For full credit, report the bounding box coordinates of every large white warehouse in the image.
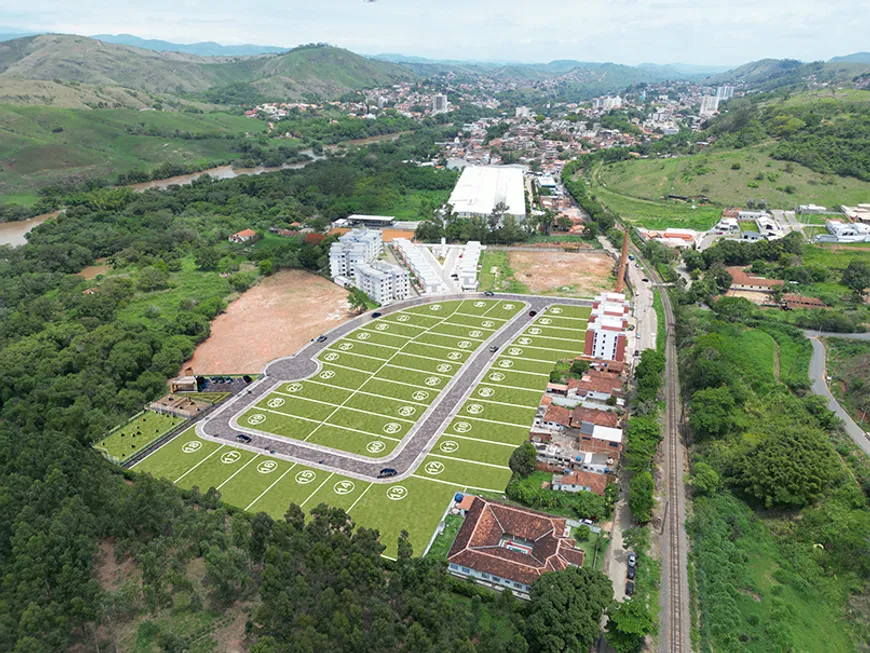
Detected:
[448,166,526,222]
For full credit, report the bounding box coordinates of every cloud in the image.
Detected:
[1,0,866,64]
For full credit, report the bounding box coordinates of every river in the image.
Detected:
[0,131,412,247]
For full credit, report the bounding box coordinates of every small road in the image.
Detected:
[195,292,593,484]
[805,330,870,456]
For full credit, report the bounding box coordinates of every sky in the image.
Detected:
[0,0,866,66]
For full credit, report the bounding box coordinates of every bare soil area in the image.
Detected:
[508,250,615,297]
[725,289,775,305]
[328,227,416,242]
[79,258,110,279]
[183,270,351,374]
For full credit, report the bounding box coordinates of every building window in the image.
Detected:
[482,573,490,580]
[461,567,470,573]
[609,442,618,447]
[449,563,457,570]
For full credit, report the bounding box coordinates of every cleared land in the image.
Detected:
[134,300,590,558]
[95,411,184,462]
[508,251,615,297]
[183,270,352,375]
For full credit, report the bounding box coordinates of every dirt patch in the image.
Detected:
[183,270,352,374]
[79,257,110,280]
[328,227,416,242]
[725,289,774,305]
[508,251,616,296]
[95,538,139,591]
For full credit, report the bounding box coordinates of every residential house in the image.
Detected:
[726,267,783,293]
[551,470,610,496]
[228,228,257,244]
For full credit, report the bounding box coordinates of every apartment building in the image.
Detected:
[353,261,410,304]
[584,292,629,362]
[329,229,383,280]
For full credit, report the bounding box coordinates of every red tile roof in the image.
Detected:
[567,375,623,396]
[234,228,257,239]
[726,266,783,289]
[571,407,620,428]
[557,470,610,496]
[543,404,572,427]
[448,498,584,586]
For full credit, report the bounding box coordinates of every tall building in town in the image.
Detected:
[353,262,410,304]
[584,292,630,362]
[699,96,720,117]
[433,94,449,114]
[715,86,734,101]
[329,229,383,280]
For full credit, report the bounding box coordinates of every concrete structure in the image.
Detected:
[714,217,740,233]
[816,219,870,243]
[451,241,482,290]
[393,238,447,294]
[515,106,533,119]
[346,214,395,227]
[329,228,383,280]
[699,96,719,117]
[448,166,527,222]
[716,85,734,101]
[447,497,584,600]
[433,94,449,114]
[584,292,629,362]
[149,394,209,419]
[798,204,827,214]
[353,261,410,304]
[841,204,870,223]
[534,444,613,474]
[636,227,699,249]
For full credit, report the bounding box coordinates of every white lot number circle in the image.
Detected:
[295,470,317,484]
[339,342,354,351]
[425,461,445,475]
[257,460,278,474]
[528,328,542,335]
[550,307,563,314]
[398,406,416,417]
[453,422,472,434]
[482,320,495,328]
[248,413,266,425]
[503,303,515,310]
[412,390,430,401]
[458,341,473,349]
[474,301,486,307]
[221,451,241,464]
[357,332,371,340]
[387,485,408,501]
[425,376,442,386]
[182,441,202,454]
[324,352,340,362]
[508,347,523,356]
[320,370,335,380]
[436,363,453,373]
[376,323,389,331]
[397,315,410,322]
[286,382,304,392]
[489,372,506,382]
[447,351,463,361]
[440,440,460,453]
[466,403,484,415]
[539,318,552,325]
[334,480,355,495]
[478,387,495,398]
[518,337,532,345]
[267,397,286,408]
[498,359,514,369]
[430,304,443,311]
[367,441,386,454]
[469,330,483,338]
[384,422,402,434]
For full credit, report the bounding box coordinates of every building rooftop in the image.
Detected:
[448,166,527,220]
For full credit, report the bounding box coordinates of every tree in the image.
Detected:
[194,246,221,271]
[606,598,657,652]
[570,360,589,377]
[526,566,612,653]
[842,259,870,297]
[347,287,371,314]
[731,425,840,508]
[629,472,655,523]
[509,441,537,478]
[689,462,720,495]
[689,386,735,440]
[258,259,274,276]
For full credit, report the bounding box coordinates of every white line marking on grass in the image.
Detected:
[411,474,503,494]
[357,326,415,339]
[523,333,586,342]
[257,407,404,439]
[479,382,546,393]
[407,340,473,352]
[324,349,391,362]
[493,367,550,378]
[512,343,582,353]
[245,463,297,511]
[301,472,335,507]
[396,351,462,365]
[217,453,260,489]
[366,377,444,392]
[503,354,560,364]
[379,318,428,330]
[346,482,373,513]
[448,433,520,447]
[465,415,532,428]
[270,391,342,408]
[539,315,588,321]
[323,362,387,374]
[456,312,506,321]
[443,321,496,331]
[306,380,429,407]
[175,444,225,483]
[428,453,511,470]
[381,553,398,561]
[474,398,538,410]
[428,331,485,342]
[385,363,452,378]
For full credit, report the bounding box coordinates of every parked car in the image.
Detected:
[627,566,636,580]
[580,518,594,526]
[528,310,538,317]
[484,291,495,297]
[642,278,650,283]
[236,434,252,444]
[625,581,635,596]
[372,312,382,318]
[489,345,499,353]
[378,468,398,479]
[316,335,328,343]
[628,552,637,568]
[628,254,635,261]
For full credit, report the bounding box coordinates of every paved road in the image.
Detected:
[806,330,870,456]
[196,292,593,483]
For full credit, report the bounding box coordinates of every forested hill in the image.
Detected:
[0,35,414,103]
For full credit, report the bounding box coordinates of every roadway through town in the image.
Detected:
[195,292,594,483]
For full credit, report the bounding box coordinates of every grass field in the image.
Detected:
[133,301,591,558]
[94,411,184,462]
[596,142,870,211]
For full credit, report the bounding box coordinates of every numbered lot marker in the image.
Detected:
[182,441,202,454]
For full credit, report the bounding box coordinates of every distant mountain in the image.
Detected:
[90,33,287,57]
[830,52,870,64]
[637,62,733,78]
[0,35,414,105]
[705,57,870,90]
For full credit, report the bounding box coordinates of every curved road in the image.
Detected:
[805,330,870,456]
[196,292,593,483]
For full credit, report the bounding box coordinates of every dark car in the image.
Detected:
[528,310,537,317]
[627,552,637,568]
[371,312,382,318]
[642,278,650,283]
[625,581,635,596]
[484,291,495,297]
[316,335,328,343]
[378,468,398,479]
[626,566,636,580]
[489,345,499,353]
[236,434,252,444]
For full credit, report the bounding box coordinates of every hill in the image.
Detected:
[705,58,870,91]
[0,35,414,105]
[89,33,287,56]
[830,52,870,64]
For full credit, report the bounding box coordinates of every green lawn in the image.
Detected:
[426,513,463,561]
[94,411,185,462]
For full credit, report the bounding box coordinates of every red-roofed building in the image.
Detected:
[228,228,257,244]
[551,470,610,496]
[447,497,584,599]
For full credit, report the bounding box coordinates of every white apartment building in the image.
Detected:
[433,94,449,114]
[583,292,630,362]
[354,262,411,304]
[716,86,734,101]
[699,96,720,117]
[452,241,482,290]
[329,229,383,280]
[393,238,447,294]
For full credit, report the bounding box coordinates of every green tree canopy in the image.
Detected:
[509,441,538,478]
[629,472,655,523]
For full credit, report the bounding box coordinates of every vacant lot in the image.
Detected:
[95,410,184,463]
[183,270,352,374]
[508,251,615,297]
